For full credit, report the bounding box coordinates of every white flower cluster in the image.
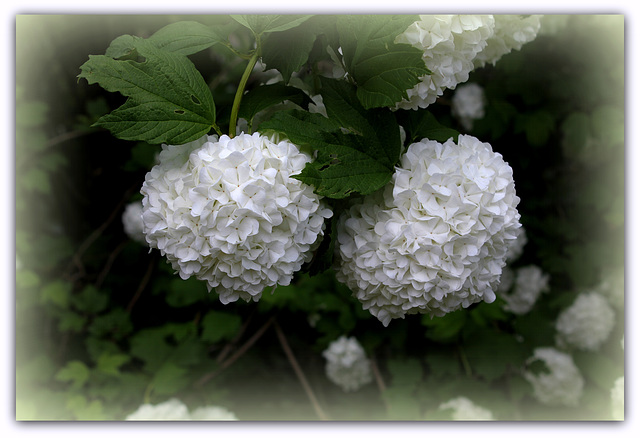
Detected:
[500,265,549,315]
[438,396,494,421]
[451,83,486,130]
[122,201,146,244]
[336,135,521,326]
[473,15,542,68]
[523,347,584,407]
[555,291,615,351]
[125,398,237,421]
[395,15,494,110]
[395,15,541,110]
[610,376,624,420]
[141,133,332,304]
[322,336,372,392]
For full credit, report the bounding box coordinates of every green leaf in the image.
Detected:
[295,131,394,198]
[40,280,71,309]
[231,15,313,35]
[88,308,133,340]
[421,309,467,343]
[397,109,460,144]
[78,37,215,145]
[151,362,189,395]
[238,83,313,125]
[96,353,131,376]
[201,310,242,343]
[461,329,528,382]
[261,19,323,83]
[55,361,90,390]
[337,15,428,109]
[166,277,208,308]
[71,285,109,314]
[147,20,229,56]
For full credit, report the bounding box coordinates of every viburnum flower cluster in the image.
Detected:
[451,83,486,131]
[395,15,541,109]
[141,133,332,304]
[523,347,584,407]
[610,376,624,420]
[322,336,373,392]
[336,134,521,326]
[500,265,549,315]
[437,396,494,421]
[555,291,615,351]
[121,201,146,244]
[125,398,237,421]
[505,226,527,263]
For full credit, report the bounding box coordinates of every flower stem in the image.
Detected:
[228,36,261,138]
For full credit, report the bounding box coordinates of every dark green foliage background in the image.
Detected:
[15,15,624,421]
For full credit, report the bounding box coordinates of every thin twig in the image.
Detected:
[215,310,256,364]
[125,255,156,314]
[370,354,391,412]
[195,314,275,388]
[95,239,129,289]
[273,321,329,421]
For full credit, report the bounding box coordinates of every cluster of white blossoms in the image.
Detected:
[395,15,541,110]
[472,15,542,68]
[121,201,146,244]
[125,398,237,421]
[141,133,332,304]
[336,134,521,326]
[451,83,486,131]
[322,336,372,392]
[437,396,494,421]
[610,376,624,420]
[500,265,549,315]
[555,291,615,351]
[523,347,584,407]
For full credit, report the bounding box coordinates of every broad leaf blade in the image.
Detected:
[397,109,460,144]
[238,83,313,124]
[338,15,429,109]
[147,20,230,56]
[78,37,215,145]
[231,14,313,35]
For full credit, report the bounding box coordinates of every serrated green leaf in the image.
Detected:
[88,308,133,340]
[422,309,467,343]
[238,83,313,125]
[261,19,323,83]
[231,15,313,35]
[201,310,242,343]
[71,285,109,314]
[337,15,428,109]
[40,280,71,309]
[295,131,394,198]
[55,361,89,390]
[79,37,215,145]
[151,362,190,395]
[57,310,86,333]
[96,353,131,376]
[147,20,230,56]
[397,109,460,144]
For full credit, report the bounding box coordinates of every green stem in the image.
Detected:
[228,36,261,138]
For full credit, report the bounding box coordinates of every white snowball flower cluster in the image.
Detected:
[322,336,372,392]
[141,133,332,304]
[523,347,584,407]
[555,291,615,351]
[473,15,542,68]
[394,15,541,110]
[126,398,237,421]
[395,15,495,110]
[451,83,486,130]
[336,134,521,326]
[122,201,146,244]
[501,265,549,315]
[610,376,624,420]
[438,396,494,421]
